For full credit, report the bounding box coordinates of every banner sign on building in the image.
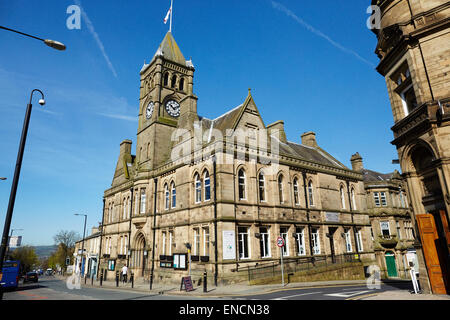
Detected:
[8,236,22,247]
[222,230,236,260]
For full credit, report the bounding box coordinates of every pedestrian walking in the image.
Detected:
[121,264,128,283]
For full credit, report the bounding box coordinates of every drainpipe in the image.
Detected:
[302,172,314,263]
[213,155,219,286]
[97,198,105,280]
[150,178,158,290]
[127,187,134,267]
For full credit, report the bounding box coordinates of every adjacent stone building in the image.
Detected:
[370,0,450,294]
[96,31,376,285]
[351,153,417,279]
[74,226,101,279]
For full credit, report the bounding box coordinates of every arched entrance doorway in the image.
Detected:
[133,233,147,277]
[385,251,398,278]
[406,144,450,294]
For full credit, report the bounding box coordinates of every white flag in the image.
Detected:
[164,6,172,24]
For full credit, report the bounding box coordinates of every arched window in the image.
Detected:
[195,173,201,203]
[204,171,211,201]
[308,181,315,207]
[123,198,127,220]
[171,182,176,208]
[163,73,169,86]
[340,186,346,209]
[293,178,300,205]
[127,197,131,219]
[258,172,265,202]
[171,75,177,88]
[164,183,169,210]
[110,202,114,222]
[351,187,357,210]
[179,78,185,91]
[238,169,246,200]
[278,175,284,203]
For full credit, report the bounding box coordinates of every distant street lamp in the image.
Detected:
[0,26,66,50]
[0,89,46,300]
[74,214,87,277]
[0,178,6,181]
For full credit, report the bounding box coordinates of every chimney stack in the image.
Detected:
[120,139,132,155]
[301,131,318,148]
[267,120,287,143]
[350,152,363,172]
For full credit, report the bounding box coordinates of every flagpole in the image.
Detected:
[169,0,173,33]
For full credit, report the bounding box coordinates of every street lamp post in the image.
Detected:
[0,89,46,300]
[0,26,65,300]
[74,214,87,278]
[0,26,66,50]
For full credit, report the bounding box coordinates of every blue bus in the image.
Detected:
[1,260,21,289]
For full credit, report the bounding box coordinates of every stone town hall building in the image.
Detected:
[96,31,376,285]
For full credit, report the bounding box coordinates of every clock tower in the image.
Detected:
[137,31,198,171]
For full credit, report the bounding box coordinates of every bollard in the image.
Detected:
[116,271,119,287]
[131,272,134,288]
[203,272,207,293]
[91,274,94,286]
[100,271,103,287]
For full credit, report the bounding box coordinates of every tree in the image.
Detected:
[51,230,80,271]
[10,246,39,274]
[53,230,80,248]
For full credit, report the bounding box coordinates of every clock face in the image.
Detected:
[146,102,154,119]
[165,100,180,117]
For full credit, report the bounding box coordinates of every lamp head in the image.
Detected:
[38,99,45,106]
[44,39,66,51]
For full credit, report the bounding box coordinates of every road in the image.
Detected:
[2,276,204,300]
[229,281,413,300]
[3,276,413,300]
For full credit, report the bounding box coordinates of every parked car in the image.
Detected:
[24,271,38,283]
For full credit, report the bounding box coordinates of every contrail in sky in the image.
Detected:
[74,0,118,77]
[271,1,375,67]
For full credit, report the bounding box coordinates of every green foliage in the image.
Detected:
[10,246,39,274]
[48,230,79,271]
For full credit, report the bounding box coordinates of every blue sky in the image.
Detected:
[0,0,398,246]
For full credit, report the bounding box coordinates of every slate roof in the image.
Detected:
[362,169,398,182]
[152,31,186,66]
[198,103,347,170]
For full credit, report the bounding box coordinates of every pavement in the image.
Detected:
[62,275,450,300]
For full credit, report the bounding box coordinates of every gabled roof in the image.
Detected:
[152,31,186,66]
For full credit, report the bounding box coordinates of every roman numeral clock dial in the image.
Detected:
[165,100,180,117]
[146,101,154,119]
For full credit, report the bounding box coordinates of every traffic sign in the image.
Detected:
[276,236,285,248]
